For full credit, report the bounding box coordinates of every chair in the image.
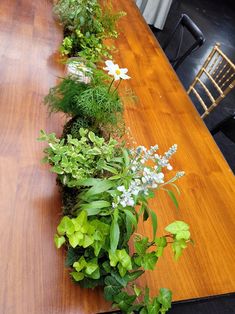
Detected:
[162,14,205,70]
[210,113,235,143]
[187,43,235,119]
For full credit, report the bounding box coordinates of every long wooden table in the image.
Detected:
[0,0,234,313]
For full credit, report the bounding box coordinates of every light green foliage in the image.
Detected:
[38,128,121,187]
[44,70,124,135]
[53,0,126,61]
[165,221,190,260]
[56,210,110,255]
[71,256,100,281]
[109,249,132,277]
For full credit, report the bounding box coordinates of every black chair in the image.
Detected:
[163,14,205,70]
[210,113,235,143]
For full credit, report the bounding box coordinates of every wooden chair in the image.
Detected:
[187,43,235,119]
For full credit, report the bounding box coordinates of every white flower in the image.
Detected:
[103,60,130,81]
[117,186,125,192]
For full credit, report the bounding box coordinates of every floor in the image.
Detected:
[151,0,235,173]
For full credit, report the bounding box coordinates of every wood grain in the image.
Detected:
[0,0,234,313]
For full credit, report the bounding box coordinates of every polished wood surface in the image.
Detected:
[0,0,234,313]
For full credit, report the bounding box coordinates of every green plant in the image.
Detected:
[53,0,126,61]
[39,129,192,313]
[44,67,129,137]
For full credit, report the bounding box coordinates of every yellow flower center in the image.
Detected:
[115,69,121,75]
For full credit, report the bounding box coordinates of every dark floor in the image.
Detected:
[151,0,235,173]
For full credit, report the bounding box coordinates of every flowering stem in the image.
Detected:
[112,79,122,95]
[108,78,115,93]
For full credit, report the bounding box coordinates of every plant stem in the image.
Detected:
[108,78,115,93]
[112,79,122,95]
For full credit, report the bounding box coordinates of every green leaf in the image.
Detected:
[150,209,158,240]
[68,231,83,248]
[125,210,137,229]
[85,263,98,275]
[172,239,187,260]
[57,216,74,236]
[84,180,114,198]
[54,234,65,249]
[113,291,136,312]
[51,165,64,174]
[73,256,86,272]
[122,149,130,167]
[117,250,132,270]
[147,298,161,314]
[134,285,142,297]
[101,165,118,174]
[165,221,190,240]
[134,237,148,255]
[155,237,167,257]
[167,190,179,208]
[89,267,100,279]
[141,252,158,270]
[157,288,172,310]
[80,200,111,216]
[104,276,122,301]
[124,270,144,283]
[71,271,84,282]
[110,220,120,252]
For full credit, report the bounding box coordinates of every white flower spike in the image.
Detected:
[103,60,131,81]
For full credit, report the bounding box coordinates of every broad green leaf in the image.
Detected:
[84,180,114,198]
[167,190,179,208]
[80,200,111,216]
[104,276,122,301]
[147,298,161,314]
[172,239,187,260]
[113,291,136,312]
[85,263,98,275]
[83,235,94,248]
[125,210,137,229]
[134,237,148,255]
[54,234,65,249]
[165,221,189,234]
[124,270,144,283]
[73,256,87,272]
[57,216,74,236]
[118,263,127,277]
[157,288,172,310]
[141,252,158,270]
[89,267,100,279]
[71,271,84,282]
[68,231,83,248]
[72,210,87,231]
[117,250,132,270]
[110,220,120,252]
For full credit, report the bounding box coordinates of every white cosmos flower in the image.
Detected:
[103,60,130,81]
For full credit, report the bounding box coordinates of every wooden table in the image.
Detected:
[0,0,234,313]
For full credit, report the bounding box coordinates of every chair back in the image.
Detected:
[163,14,205,70]
[211,113,235,143]
[187,44,235,119]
